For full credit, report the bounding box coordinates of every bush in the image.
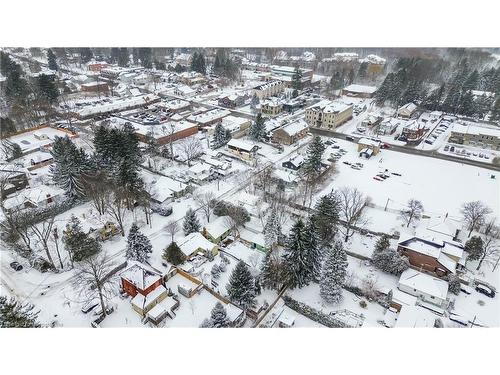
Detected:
[446,274,461,295]
[359,300,367,308]
[163,242,186,266]
[151,204,172,217]
[372,249,409,275]
[282,296,348,328]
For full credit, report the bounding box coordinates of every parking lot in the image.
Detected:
[124,104,175,125]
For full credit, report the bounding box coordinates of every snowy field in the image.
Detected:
[316,139,499,218]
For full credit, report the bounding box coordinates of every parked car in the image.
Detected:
[345,136,354,142]
[450,146,455,152]
[449,313,468,326]
[9,261,23,271]
[380,143,390,149]
[81,300,99,314]
[475,284,495,298]
[391,172,402,176]
[373,176,383,181]
[460,285,473,295]
[444,145,450,151]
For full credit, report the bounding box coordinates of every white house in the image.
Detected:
[187,163,214,183]
[398,269,449,309]
[397,102,418,119]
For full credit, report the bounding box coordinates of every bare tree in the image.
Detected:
[477,218,500,271]
[337,187,370,242]
[461,201,492,238]
[400,199,424,227]
[72,252,117,317]
[105,190,127,236]
[82,170,111,216]
[165,220,179,244]
[194,191,216,223]
[178,137,203,166]
[27,215,57,270]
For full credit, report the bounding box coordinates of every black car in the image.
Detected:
[10,261,23,271]
[476,285,495,298]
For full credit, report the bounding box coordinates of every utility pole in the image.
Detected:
[384,198,390,211]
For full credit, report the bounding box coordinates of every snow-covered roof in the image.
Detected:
[437,253,457,274]
[309,100,352,114]
[426,215,461,239]
[77,94,159,117]
[451,123,500,138]
[227,138,257,153]
[178,232,215,257]
[224,303,244,322]
[2,185,64,210]
[162,98,190,111]
[359,54,386,65]
[278,313,296,326]
[188,108,231,125]
[144,174,187,203]
[133,120,197,138]
[120,261,162,291]
[278,119,309,137]
[394,305,436,328]
[399,269,449,300]
[273,169,299,183]
[146,297,178,320]
[204,216,232,239]
[343,84,377,94]
[358,138,381,147]
[391,289,417,307]
[398,102,417,113]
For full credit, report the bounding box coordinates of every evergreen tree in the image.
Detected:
[263,209,282,250]
[282,219,313,289]
[490,98,500,123]
[79,48,93,64]
[372,235,409,275]
[190,51,206,75]
[0,296,41,328]
[320,241,348,304]
[311,192,339,243]
[458,90,476,117]
[260,249,284,291]
[464,236,484,261]
[250,94,260,112]
[212,122,231,149]
[292,64,303,91]
[302,136,325,176]
[249,113,266,141]
[126,223,152,263]
[200,302,231,328]
[47,48,58,71]
[37,74,59,103]
[118,48,129,67]
[357,62,368,80]
[305,218,322,282]
[138,48,153,69]
[63,215,101,263]
[110,48,120,64]
[183,208,200,236]
[226,261,256,310]
[50,136,89,198]
[163,242,186,265]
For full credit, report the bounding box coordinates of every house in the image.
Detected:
[144,174,188,204]
[394,305,439,328]
[188,108,231,127]
[253,80,286,99]
[377,118,400,135]
[203,216,232,243]
[305,100,353,130]
[342,84,377,98]
[179,71,206,86]
[178,232,219,259]
[282,98,305,113]
[270,65,313,86]
[397,102,418,119]
[173,85,196,97]
[0,169,28,198]
[239,227,267,252]
[187,162,214,183]
[219,116,251,138]
[146,295,180,325]
[261,98,283,116]
[397,236,463,276]
[272,119,309,145]
[272,169,299,186]
[357,138,381,158]
[120,261,163,298]
[388,289,418,312]
[425,215,461,242]
[81,81,109,93]
[87,61,109,72]
[282,154,304,170]
[448,123,500,151]
[401,120,426,143]
[278,313,296,328]
[218,93,247,108]
[131,284,168,317]
[133,120,198,146]
[2,184,64,212]
[398,268,449,308]
[226,139,259,160]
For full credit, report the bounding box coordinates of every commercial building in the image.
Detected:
[448,123,500,151]
[272,119,309,145]
[305,100,353,130]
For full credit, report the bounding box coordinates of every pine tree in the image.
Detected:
[302,136,325,176]
[263,209,282,250]
[63,215,101,263]
[305,218,322,282]
[183,208,200,236]
[212,122,230,149]
[0,296,41,328]
[110,48,120,64]
[320,241,348,304]
[226,261,256,309]
[282,219,313,289]
[47,48,58,71]
[458,90,476,117]
[249,113,266,141]
[200,302,231,328]
[50,136,89,198]
[311,192,339,243]
[37,74,59,103]
[292,64,303,91]
[260,249,284,291]
[464,236,484,261]
[163,242,186,265]
[372,235,409,275]
[118,48,129,67]
[79,48,93,64]
[126,223,152,263]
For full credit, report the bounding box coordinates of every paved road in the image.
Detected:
[311,128,500,172]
